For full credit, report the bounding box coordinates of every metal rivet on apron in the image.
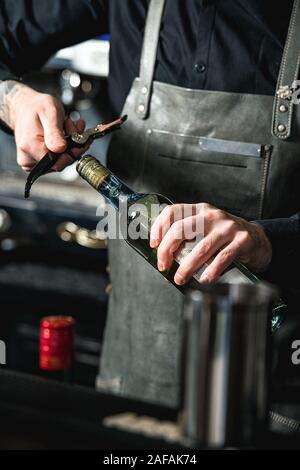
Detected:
[138,104,145,113]
[277,124,286,133]
[141,86,148,95]
[147,129,152,136]
[279,104,288,113]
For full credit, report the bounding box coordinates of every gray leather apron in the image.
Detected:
[97,0,300,408]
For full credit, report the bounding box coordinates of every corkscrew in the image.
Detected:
[24,115,127,199]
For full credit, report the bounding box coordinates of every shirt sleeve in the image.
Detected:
[0,0,109,81]
[255,213,300,313]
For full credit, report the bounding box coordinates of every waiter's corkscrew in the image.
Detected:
[24,115,127,199]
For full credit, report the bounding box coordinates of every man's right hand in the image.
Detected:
[0,80,88,172]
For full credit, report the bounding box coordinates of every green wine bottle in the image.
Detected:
[77,155,285,332]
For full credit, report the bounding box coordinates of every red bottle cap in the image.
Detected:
[39,316,76,371]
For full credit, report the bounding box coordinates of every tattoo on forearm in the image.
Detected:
[0,80,24,129]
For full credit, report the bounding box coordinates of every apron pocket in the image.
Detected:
[142,129,272,220]
[198,136,264,158]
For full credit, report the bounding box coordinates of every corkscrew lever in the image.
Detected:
[24,115,128,199]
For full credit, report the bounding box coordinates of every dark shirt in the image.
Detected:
[0,0,294,114]
[0,0,298,290]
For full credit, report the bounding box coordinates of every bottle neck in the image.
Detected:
[76,155,141,210]
[99,173,139,210]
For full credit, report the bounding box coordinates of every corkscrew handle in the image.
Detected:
[24,115,127,199]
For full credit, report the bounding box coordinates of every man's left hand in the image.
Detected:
[150,203,272,285]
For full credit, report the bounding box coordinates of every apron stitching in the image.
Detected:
[279,0,298,84]
[293,52,300,82]
[276,51,300,141]
[258,146,272,219]
[273,0,299,139]
[144,77,273,99]
[151,128,207,139]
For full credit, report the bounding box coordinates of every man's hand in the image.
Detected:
[150,203,272,285]
[0,80,88,172]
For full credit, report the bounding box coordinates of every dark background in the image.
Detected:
[0,47,111,388]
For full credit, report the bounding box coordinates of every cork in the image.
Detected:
[76,155,111,190]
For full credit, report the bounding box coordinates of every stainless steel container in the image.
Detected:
[181,282,277,448]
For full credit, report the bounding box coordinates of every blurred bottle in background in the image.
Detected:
[39,316,76,382]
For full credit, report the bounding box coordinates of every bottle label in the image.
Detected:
[174,239,251,285]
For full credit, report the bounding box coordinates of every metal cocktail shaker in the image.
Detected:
[181,282,277,448]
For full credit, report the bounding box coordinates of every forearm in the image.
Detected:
[0,76,91,173]
[255,213,300,286]
[0,1,108,137]
[0,80,28,130]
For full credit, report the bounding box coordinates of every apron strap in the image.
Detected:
[137,0,300,132]
[135,0,166,119]
[272,0,300,140]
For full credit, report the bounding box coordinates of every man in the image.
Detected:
[0,0,299,414]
